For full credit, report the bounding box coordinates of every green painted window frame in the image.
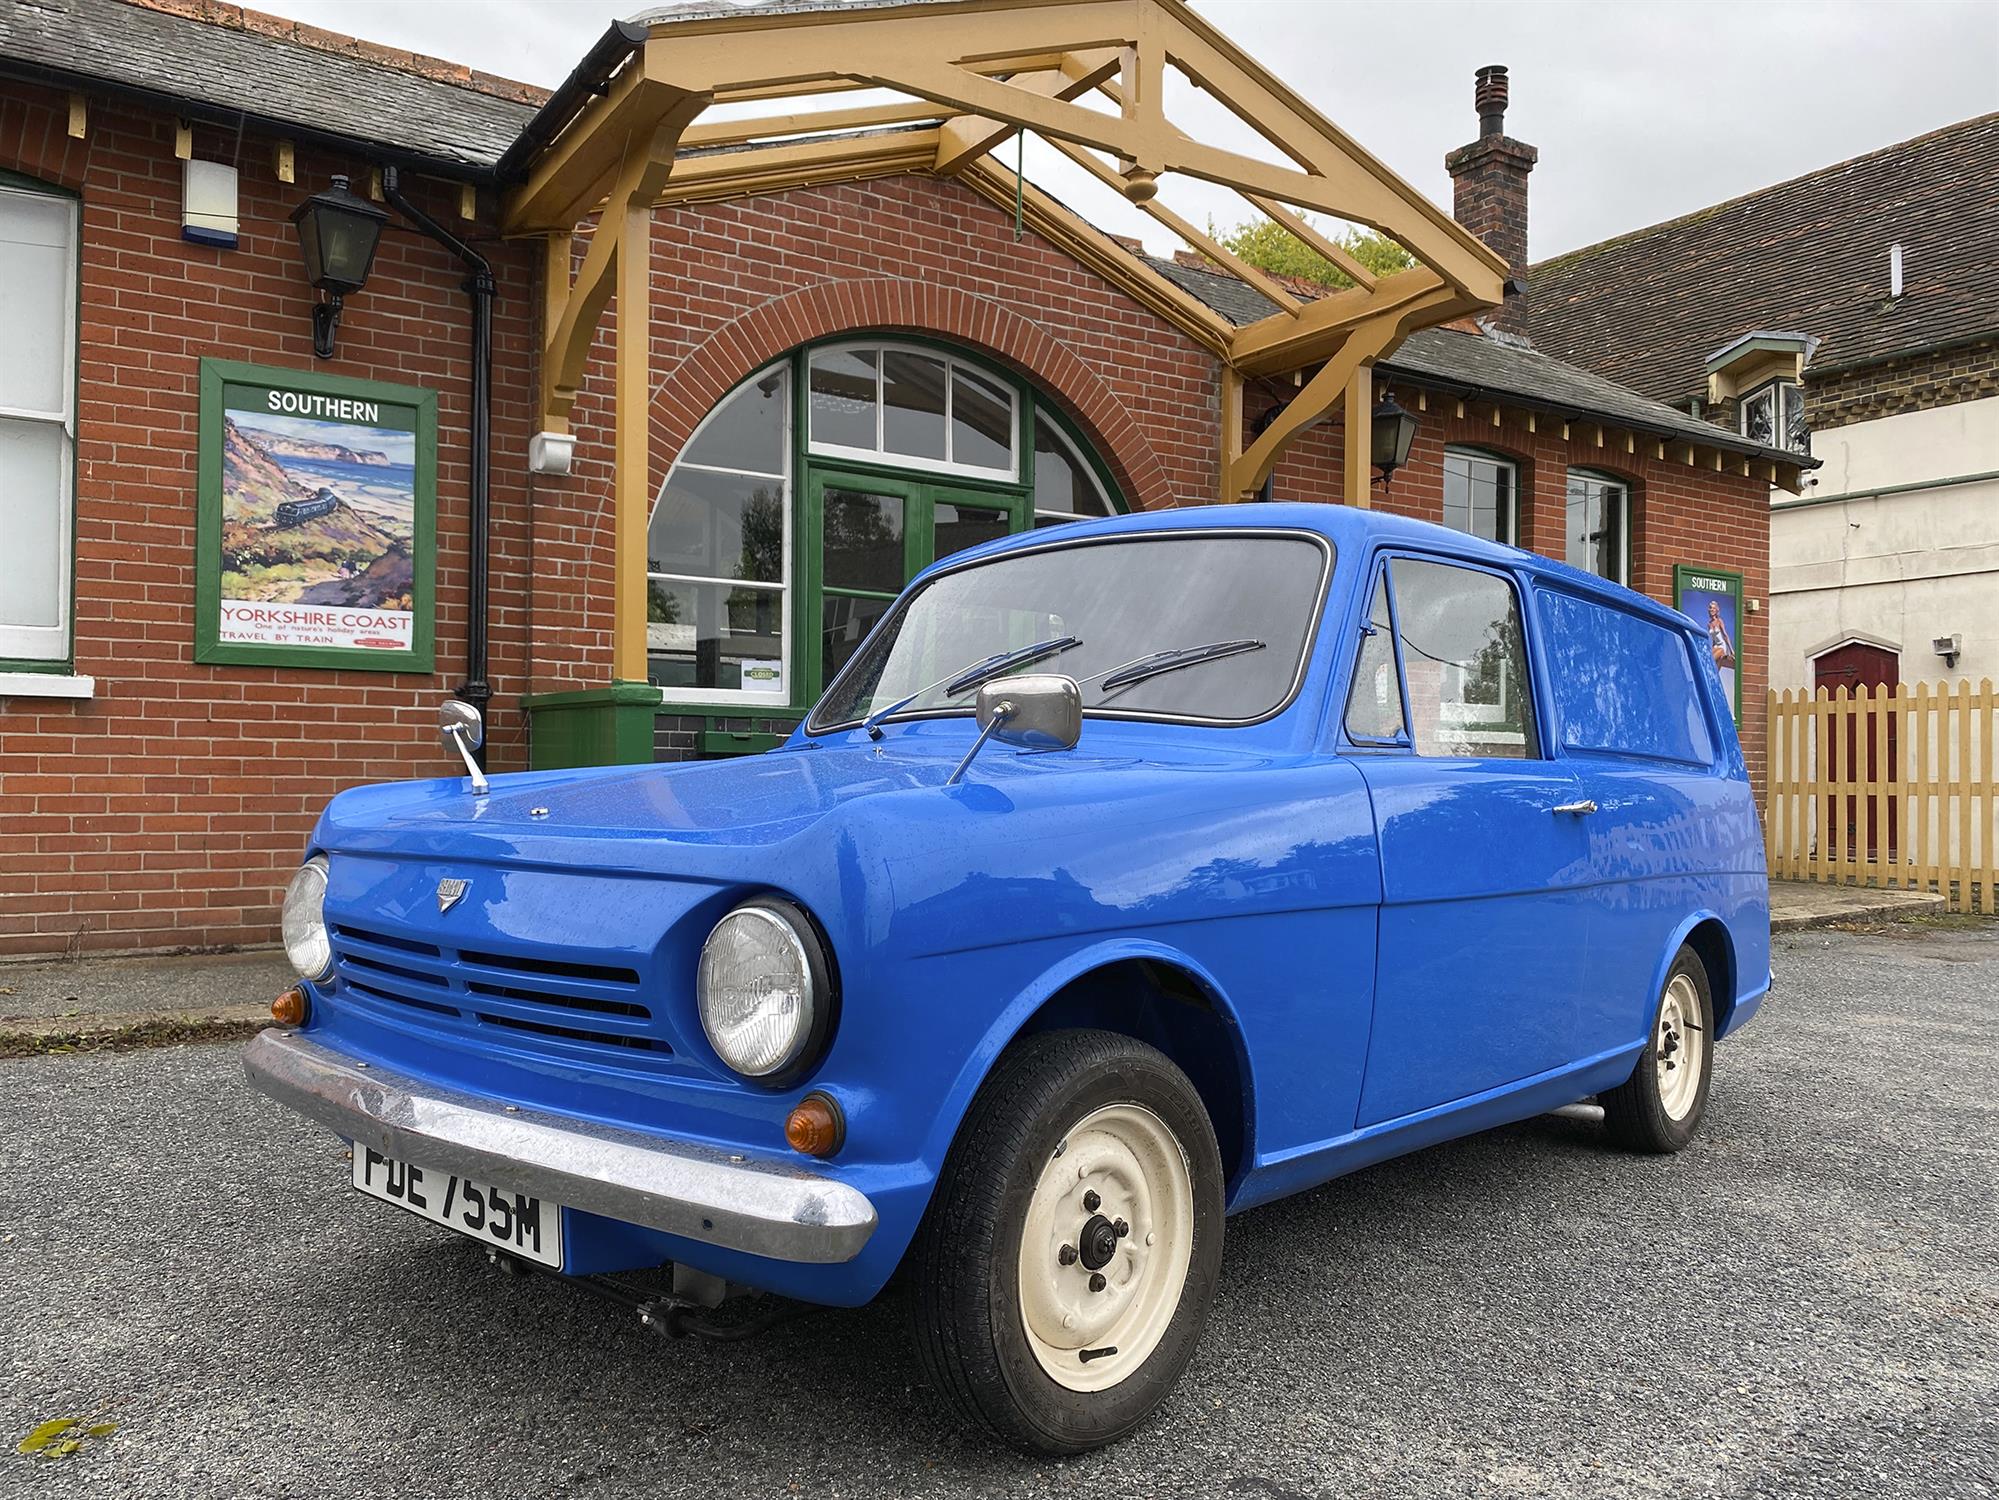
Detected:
[194,359,436,673]
[807,467,1027,692]
[0,169,82,674]
[650,336,1124,732]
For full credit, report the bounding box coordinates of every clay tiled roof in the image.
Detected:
[0,0,544,175]
[1527,114,1999,404]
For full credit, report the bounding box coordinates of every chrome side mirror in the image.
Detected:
[438,699,489,796]
[978,674,1082,750]
[948,674,1081,785]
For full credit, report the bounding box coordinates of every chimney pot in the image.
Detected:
[1446,64,1536,340]
[1475,64,1509,138]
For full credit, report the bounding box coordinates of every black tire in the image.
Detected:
[910,1029,1225,1455]
[1602,944,1715,1153]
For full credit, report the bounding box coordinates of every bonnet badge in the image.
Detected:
[436,877,469,914]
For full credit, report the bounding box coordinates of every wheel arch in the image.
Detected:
[1656,910,1739,1033]
[929,941,1258,1200]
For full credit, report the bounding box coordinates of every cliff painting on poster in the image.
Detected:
[195,362,435,672]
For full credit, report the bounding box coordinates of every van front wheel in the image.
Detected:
[1602,945,1715,1153]
[911,1029,1224,1454]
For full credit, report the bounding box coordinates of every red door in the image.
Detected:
[1814,642,1900,861]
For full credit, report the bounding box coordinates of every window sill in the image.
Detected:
[0,670,97,700]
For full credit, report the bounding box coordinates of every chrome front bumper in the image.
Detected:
[242,1030,877,1265]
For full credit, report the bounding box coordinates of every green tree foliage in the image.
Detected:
[1208,214,1414,290]
[647,580,681,625]
[736,489,784,587]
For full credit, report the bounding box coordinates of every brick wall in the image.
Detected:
[1808,336,1999,430]
[0,83,539,957]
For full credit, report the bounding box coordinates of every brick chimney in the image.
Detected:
[1445,65,1537,339]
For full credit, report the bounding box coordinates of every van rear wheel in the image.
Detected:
[910,1029,1224,1454]
[1602,944,1714,1153]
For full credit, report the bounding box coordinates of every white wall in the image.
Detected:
[1769,395,1999,693]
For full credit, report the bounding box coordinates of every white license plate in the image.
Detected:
[352,1147,563,1269]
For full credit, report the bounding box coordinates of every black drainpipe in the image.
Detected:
[382,166,494,767]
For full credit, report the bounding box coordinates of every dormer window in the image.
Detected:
[1704,329,1817,458]
[1740,379,1809,455]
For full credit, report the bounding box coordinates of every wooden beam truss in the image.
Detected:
[505,0,1504,335]
[620,0,1504,298]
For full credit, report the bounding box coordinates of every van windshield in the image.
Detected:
[809,532,1330,732]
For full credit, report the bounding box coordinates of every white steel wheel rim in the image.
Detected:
[1655,974,1706,1120]
[1016,1102,1195,1394]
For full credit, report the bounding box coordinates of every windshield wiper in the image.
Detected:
[861,635,1082,740]
[944,635,1083,696]
[1096,638,1264,701]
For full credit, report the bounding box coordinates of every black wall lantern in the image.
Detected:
[289,175,388,358]
[1370,390,1419,489]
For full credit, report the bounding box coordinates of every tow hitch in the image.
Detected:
[483,1246,818,1342]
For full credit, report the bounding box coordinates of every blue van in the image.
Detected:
[244,502,1769,1453]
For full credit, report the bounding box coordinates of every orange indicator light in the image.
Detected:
[271,986,308,1027]
[785,1093,844,1157]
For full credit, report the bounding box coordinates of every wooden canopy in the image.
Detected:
[505,0,1508,682]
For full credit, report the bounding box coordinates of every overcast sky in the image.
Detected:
[256,0,1997,260]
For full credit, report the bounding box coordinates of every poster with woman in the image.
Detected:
[195,361,435,671]
[1675,565,1743,723]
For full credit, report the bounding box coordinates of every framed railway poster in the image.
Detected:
[1675,563,1743,725]
[195,360,436,671]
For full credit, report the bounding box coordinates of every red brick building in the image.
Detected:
[0,0,1805,957]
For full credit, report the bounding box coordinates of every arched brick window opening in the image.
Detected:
[650,278,1173,514]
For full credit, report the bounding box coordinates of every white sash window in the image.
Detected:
[0,182,78,663]
[1443,448,1517,545]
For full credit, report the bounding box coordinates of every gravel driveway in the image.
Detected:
[3,922,1995,1499]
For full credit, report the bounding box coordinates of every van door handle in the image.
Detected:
[1550,800,1598,815]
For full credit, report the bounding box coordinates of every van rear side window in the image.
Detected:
[1536,590,1714,765]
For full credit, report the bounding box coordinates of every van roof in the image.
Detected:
[956,503,1701,635]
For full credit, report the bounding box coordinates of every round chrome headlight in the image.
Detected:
[697,898,833,1083]
[281,855,332,981]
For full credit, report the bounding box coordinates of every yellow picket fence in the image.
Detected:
[1765,678,1998,913]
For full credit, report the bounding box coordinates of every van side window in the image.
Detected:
[1535,590,1715,765]
[1345,574,1406,742]
[1387,558,1540,760]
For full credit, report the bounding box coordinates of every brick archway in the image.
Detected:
[649,277,1176,509]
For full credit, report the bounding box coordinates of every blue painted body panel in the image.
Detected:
[288,503,1769,1307]
[1351,755,1593,1124]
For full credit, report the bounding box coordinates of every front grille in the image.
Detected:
[330,923,668,1061]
